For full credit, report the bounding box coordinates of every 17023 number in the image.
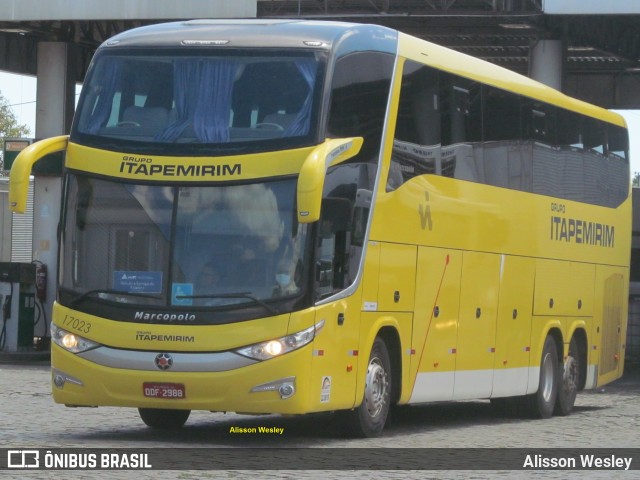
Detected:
[62,314,91,334]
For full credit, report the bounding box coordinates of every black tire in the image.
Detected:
[555,337,579,416]
[342,337,391,437]
[524,335,559,419]
[138,408,191,429]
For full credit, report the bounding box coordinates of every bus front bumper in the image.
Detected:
[51,343,313,414]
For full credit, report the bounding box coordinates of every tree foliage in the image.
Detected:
[0,90,31,174]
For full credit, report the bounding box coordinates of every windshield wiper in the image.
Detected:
[69,289,162,307]
[176,291,278,315]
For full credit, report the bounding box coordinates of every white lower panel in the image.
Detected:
[491,367,531,398]
[409,367,540,404]
[453,369,493,400]
[409,371,454,403]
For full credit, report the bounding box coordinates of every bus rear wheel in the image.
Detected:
[555,337,579,416]
[342,337,391,437]
[524,335,559,419]
[138,408,191,429]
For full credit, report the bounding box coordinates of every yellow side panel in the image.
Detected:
[409,247,461,401]
[453,251,501,399]
[592,265,628,387]
[534,259,595,316]
[308,297,361,411]
[378,243,417,312]
[492,256,535,397]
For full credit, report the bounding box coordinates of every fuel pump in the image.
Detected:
[0,262,37,352]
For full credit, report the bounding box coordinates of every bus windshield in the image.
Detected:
[59,174,309,323]
[72,49,324,155]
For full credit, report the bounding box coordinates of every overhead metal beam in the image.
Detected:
[0,0,256,21]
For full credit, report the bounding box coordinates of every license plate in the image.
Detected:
[143,382,186,399]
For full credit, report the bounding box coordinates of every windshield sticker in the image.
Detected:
[172,283,194,306]
[113,271,162,294]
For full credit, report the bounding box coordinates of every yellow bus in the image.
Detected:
[10,20,630,436]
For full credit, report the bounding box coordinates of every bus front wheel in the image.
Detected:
[342,337,391,437]
[138,408,191,429]
[524,335,559,419]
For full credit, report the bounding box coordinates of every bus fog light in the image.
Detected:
[250,377,296,399]
[54,374,65,388]
[278,382,295,399]
[52,369,84,389]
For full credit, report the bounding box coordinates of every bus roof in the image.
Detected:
[101,19,624,129]
[100,19,396,51]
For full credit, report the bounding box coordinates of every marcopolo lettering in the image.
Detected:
[119,160,241,178]
[550,216,614,248]
[134,311,196,322]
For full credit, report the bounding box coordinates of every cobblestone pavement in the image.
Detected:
[0,361,638,479]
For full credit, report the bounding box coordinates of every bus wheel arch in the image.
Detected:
[377,326,402,406]
[573,328,588,392]
[342,329,400,437]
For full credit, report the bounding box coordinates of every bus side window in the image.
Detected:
[326,51,394,164]
[482,86,526,190]
[441,74,482,182]
[388,61,441,192]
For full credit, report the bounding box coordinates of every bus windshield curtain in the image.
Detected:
[157,59,239,143]
[84,59,123,134]
[283,59,317,137]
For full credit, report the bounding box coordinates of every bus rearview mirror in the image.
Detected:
[9,135,69,213]
[296,137,363,224]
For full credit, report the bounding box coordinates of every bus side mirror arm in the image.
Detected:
[296,137,363,224]
[9,135,69,213]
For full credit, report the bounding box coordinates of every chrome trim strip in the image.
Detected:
[78,347,257,372]
[250,376,296,393]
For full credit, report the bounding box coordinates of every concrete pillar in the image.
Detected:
[33,42,76,338]
[529,39,565,92]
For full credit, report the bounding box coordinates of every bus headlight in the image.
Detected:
[235,319,324,361]
[51,323,100,354]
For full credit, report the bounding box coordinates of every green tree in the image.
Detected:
[633,171,640,188]
[0,91,31,175]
